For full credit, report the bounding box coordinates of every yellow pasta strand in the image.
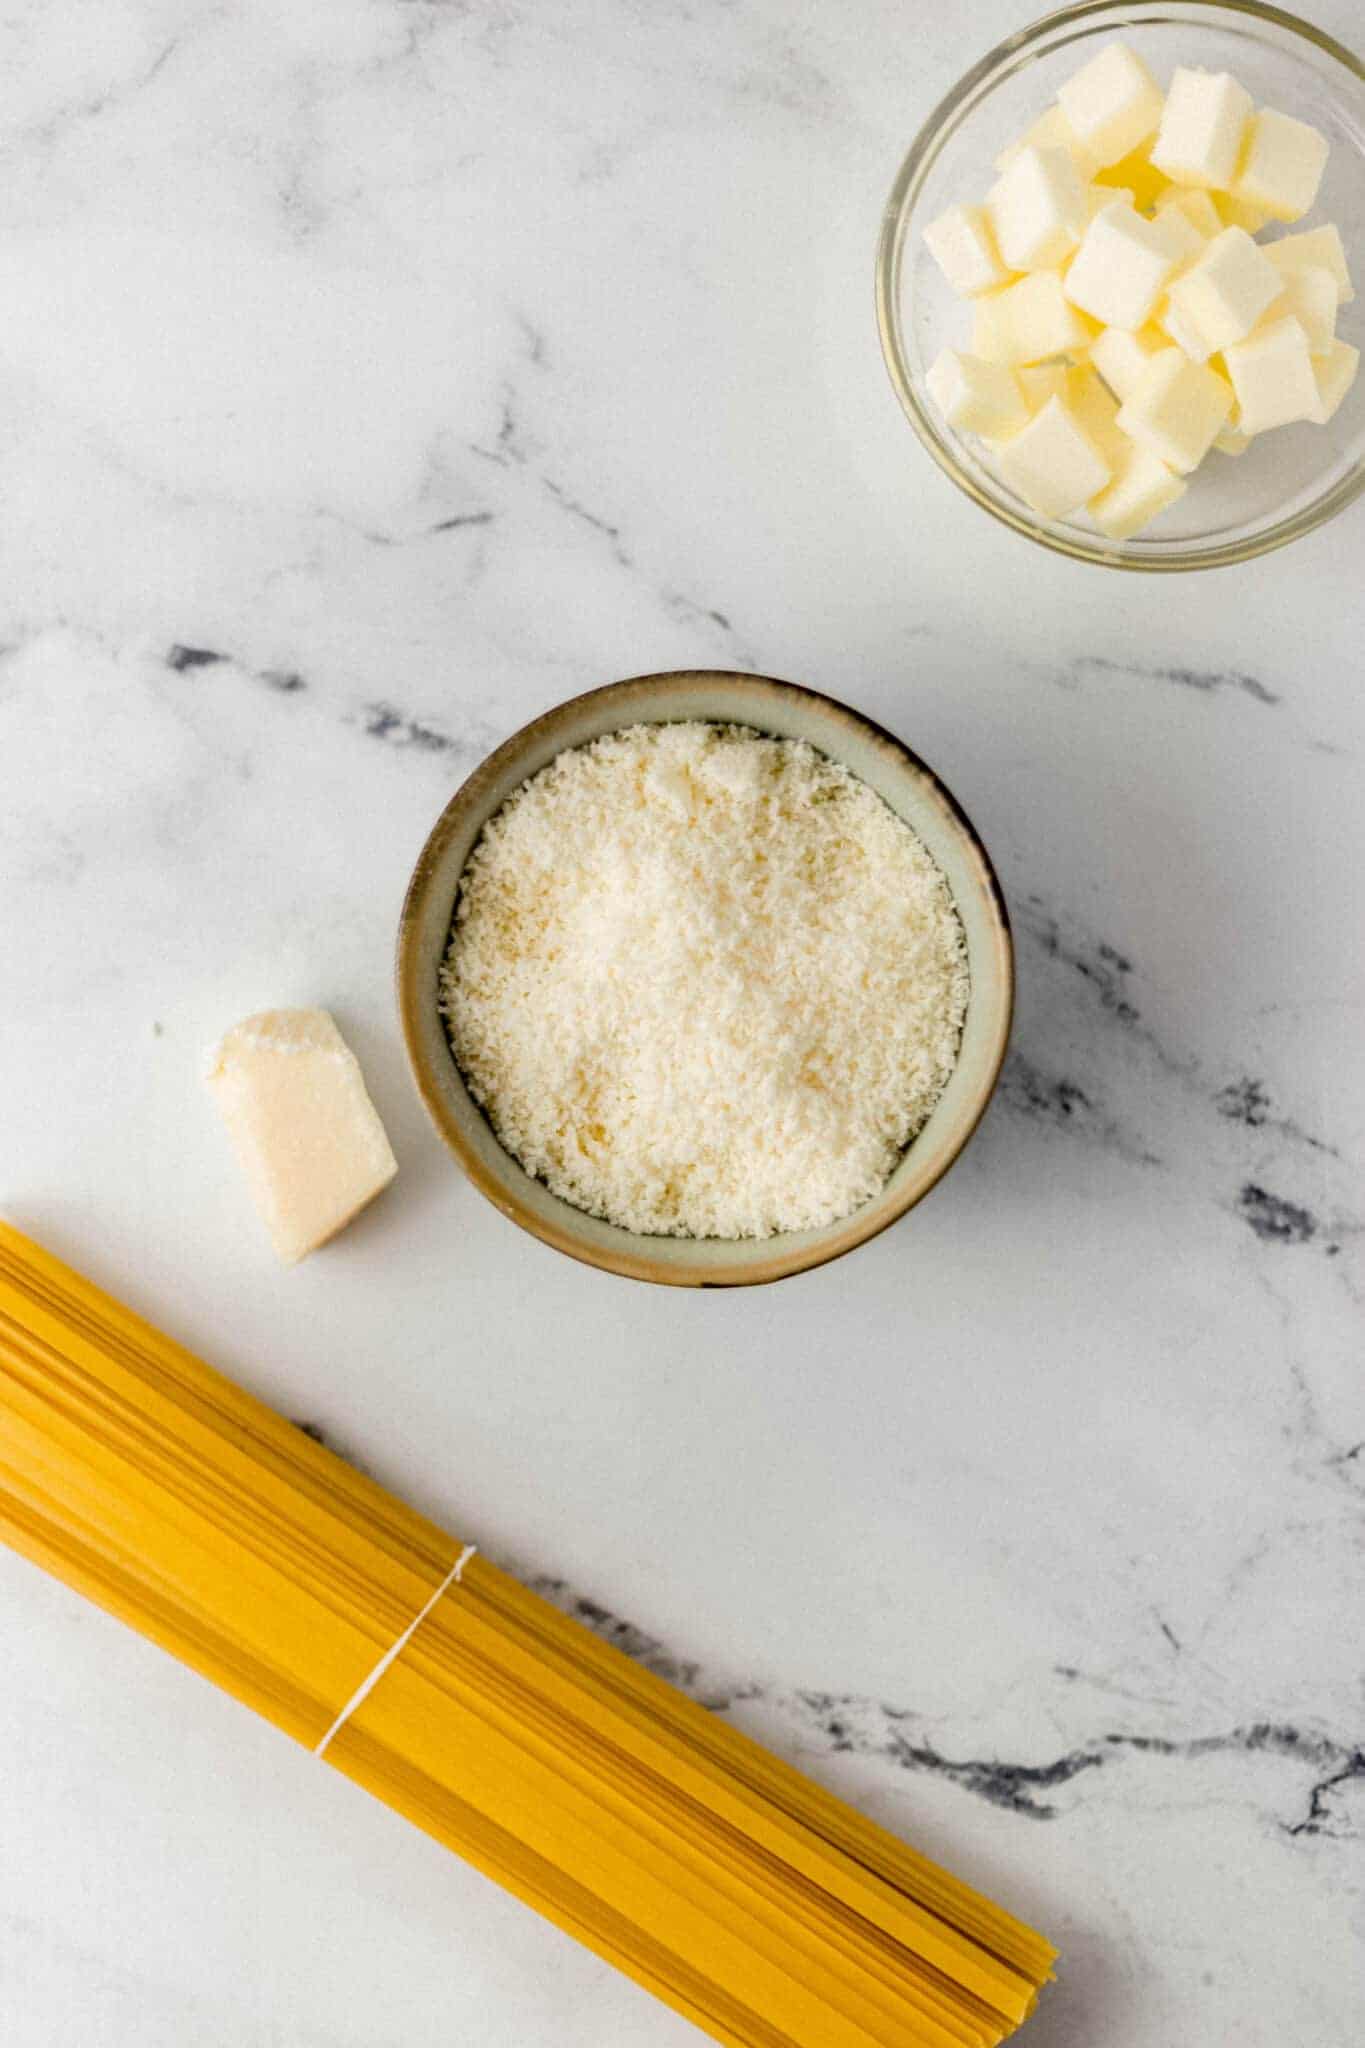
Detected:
[0,1222,1055,2046]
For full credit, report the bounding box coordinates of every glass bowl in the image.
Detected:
[876,0,1365,570]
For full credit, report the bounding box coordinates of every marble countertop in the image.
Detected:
[1,2,1362,2043]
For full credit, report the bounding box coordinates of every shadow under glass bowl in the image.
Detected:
[876,0,1365,571]
[397,672,1014,1287]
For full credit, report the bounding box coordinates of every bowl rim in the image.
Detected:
[875,0,1365,572]
[395,670,1015,1287]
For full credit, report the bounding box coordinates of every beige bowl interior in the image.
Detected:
[397,671,1013,1286]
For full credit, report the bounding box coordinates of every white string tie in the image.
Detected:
[313,1543,477,1758]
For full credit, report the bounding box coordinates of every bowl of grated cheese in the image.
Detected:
[397,672,1013,1286]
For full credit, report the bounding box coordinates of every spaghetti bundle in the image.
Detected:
[0,1223,1054,2046]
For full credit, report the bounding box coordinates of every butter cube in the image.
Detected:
[1222,314,1320,432]
[972,270,1096,363]
[994,105,1099,176]
[980,363,1069,452]
[986,145,1089,271]
[1264,223,1354,305]
[1056,43,1164,168]
[1091,322,1166,400]
[1085,182,1134,221]
[1260,265,1337,355]
[1215,191,1273,234]
[1116,347,1233,470]
[927,349,1029,435]
[1165,227,1282,352]
[1147,196,1210,272]
[1064,201,1178,328]
[1233,108,1328,223]
[1064,362,1128,468]
[1093,150,1171,213]
[1151,68,1253,190]
[1156,292,1215,364]
[206,1008,398,1264]
[1157,187,1223,239]
[1089,445,1186,538]
[1311,338,1359,423]
[1018,363,1071,407]
[1214,426,1253,455]
[923,204,1010,296]
[993,394,1112,516]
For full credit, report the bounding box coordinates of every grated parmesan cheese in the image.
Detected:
[439,722,969,1239]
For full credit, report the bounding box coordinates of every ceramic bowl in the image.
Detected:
[876,0,1365,570]
[396,671,1013,1286]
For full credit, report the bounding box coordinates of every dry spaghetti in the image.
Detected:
[0,1223,1053,2047]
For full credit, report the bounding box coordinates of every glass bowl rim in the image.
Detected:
[874,0,1365,572]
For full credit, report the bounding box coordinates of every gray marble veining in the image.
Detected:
[0,1,1362,2044]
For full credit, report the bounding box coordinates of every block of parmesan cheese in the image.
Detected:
[206,1009,397,1264]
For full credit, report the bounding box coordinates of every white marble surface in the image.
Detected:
[1,2,1362,2043]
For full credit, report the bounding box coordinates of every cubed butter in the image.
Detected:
[1311,338,1359,423]
[1214,191,1273,234]
[1264,223,1354,305]
[986,144,1089,271]
[982,362,1080,454]
[923,204,1010,296]
[1089,444,1186,538]
[1064,200,1179,328]
[927,349,1029,435]
[1165,226,1282,352]
[980,361,1070,452]
[1156,292,1215,364]
[1085,182,1134,221]
[1233,107,1328,223]
[993,394,1112,516]
[206,1008,398,1264]
[1147,196,1209,272]
[1056,43,1164,168]
[1222,314,1320,432]
[1064,361,1128,467]
[919,59,1349,530]
[1090,322,1166,400]
[972,270,1097,363]
[1156,187,1223,240]
[994,104,1099,176]
[1151,67,1252,190]
[1115,347,1233,470]
[1018,362,1072,407]
[1259,265,1337,355]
